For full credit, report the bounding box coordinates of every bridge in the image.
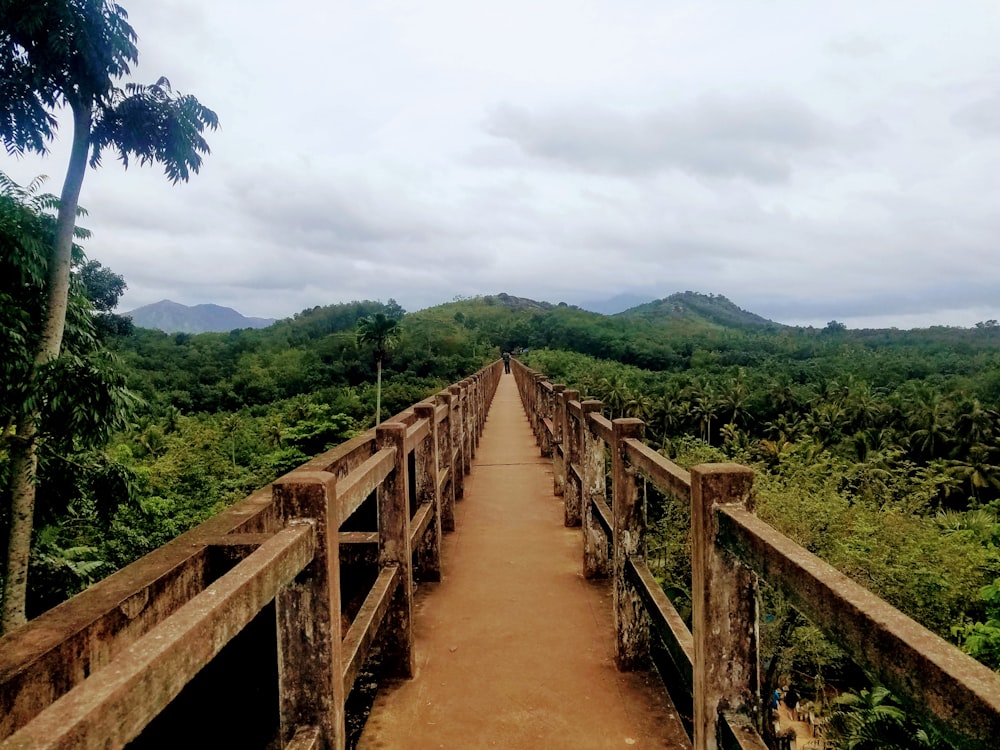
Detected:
[2,361,999,749]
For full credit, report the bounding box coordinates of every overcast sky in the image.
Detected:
[5,0,1000,328]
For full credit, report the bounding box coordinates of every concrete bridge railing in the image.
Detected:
[512,357,1000,750]
[0,362,502,750]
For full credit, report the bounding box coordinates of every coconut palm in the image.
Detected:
[904,386,955,460]
[356,313,401,426]
[719,368,750,427]
[954,397,996,451]
[946,444,1000,504]
[686,379,719,445]
[595,375,632,419]
[830,686,908,750]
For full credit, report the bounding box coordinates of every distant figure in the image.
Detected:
[502,351,511,374]
[784,686,799,715]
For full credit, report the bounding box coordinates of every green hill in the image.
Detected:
[617,291,783,330]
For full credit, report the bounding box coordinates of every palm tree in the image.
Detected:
[1,1,218,631]
[946,444,1000,505]
[954,397,996,451]
[652,390,686,444]
[904,386,954,461]
[221,414,242,470]
[847,381,885,432]
[719,368,750,427]
[356,313,401,426]
[686,379,719,445]
[830,686,909,750]
[595,375,631,419]
[625,392,653,422]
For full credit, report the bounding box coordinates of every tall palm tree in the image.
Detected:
[954,397,996,452]
[1,0,218,631]
[356,313,401,426]
[595,375,631,419]
[903,385,954,461]
[719,368,750,427]
[686,379,719,444]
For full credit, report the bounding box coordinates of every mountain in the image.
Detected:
[485,292,556,312]
[616,291,783,330]
[126,300,276,334]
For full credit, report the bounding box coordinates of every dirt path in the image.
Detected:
[358,374,690,749]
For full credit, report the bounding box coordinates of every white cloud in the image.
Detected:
[4,0,1000,327]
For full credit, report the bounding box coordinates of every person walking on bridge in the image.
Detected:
[502,351,511,374]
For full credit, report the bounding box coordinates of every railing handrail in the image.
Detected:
[511,356,1000,750]
[0,362,504,749]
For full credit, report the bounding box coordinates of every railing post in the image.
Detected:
[561,389,580,526]
[448,384,466,498]
[533,374,546,448]
[414,404,441,581]
[551,384,566,496]
[474,373,484,445]
[436,390,456,531]
[691,463,758,750]
[539,381,553,458]
[582,400,609,578]
[376,422,415,678]
[273,471,345,750]
[612,418,648,670]
[466,378,477,462]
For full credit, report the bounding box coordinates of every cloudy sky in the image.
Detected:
[5,0,1000,328]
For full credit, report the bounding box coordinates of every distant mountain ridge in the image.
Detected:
[126,300,276,334]
[126,290,779,336]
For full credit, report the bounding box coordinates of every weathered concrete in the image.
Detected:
[359,375,689,749]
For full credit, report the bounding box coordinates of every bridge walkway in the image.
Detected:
[359,373,690,749]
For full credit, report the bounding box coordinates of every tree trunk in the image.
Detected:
[1,420,39,632]
[0,101,92,634]
[39,102,92,363]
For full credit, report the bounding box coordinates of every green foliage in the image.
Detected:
[90,78,218,184]
[0,0,138,154]
[954,578,1000,670]
[509,297,1000,703]
[0,174,138,608]
[8,283,1000,726]
[356,310,402,363]
[1,0,218,629]
[617,291,779,331]
[29,524,108,612]
[830,686,911,750]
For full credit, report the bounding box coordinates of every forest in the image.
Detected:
[3,4,995,746]
[0,198,1000,747]
[4,170,1000,746]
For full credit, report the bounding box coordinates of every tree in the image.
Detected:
[0,0,218,631]
[78,259,133,338]
[824,320,847,333]
[954,577,1000,672]
[594,375,632,420]
[356,313,401,426]
[830,686,909,750]
[1,173,136,626]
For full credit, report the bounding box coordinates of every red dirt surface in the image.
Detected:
[358,375,691,749]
